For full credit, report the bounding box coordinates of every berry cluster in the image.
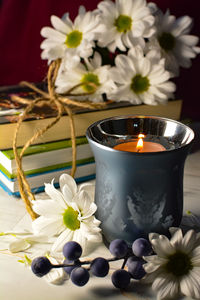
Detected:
[31,238,152,289]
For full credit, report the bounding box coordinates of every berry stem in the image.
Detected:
[52,260,91,268]
[107,257,124,262]
[121,257,128,269]
[51,256,128,270]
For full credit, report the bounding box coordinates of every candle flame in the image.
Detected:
[136,134,145,152]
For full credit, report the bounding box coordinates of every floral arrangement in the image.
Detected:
[1,1,200,299]
[40,0,200,105]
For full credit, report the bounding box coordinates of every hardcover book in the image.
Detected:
[0,136,92,174]
[0,84,182,149]
[0,159,96,195]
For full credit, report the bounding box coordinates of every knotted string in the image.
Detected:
[11,59,106,220]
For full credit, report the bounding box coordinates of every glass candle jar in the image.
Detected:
[86,115,194,245]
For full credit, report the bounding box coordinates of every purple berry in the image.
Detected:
[90,257,109,277]
[70,267,90,286]
[31,256,52,277]
[63,241,82,261]
[111,269,131,289]
[126,256,146,280]
[132,238,152,257]
[109,239,128,258]
[63,259,81,275]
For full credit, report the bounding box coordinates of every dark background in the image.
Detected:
[0,0,199,120]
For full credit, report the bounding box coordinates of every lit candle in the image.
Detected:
[113,134,166,153]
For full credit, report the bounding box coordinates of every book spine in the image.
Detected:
[0,100,182,149]
[0,160,96,193]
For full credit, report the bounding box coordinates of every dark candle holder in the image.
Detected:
[86,115,194,245]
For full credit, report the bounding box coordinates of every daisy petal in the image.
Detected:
[9,239,30,253]
[182,229,197,254]
[32,216,64,236]
[169,227,183,248]
[151,235,174,257]
[45,181,66,209]
[51,15,71,34]
[172,16,192,36]
[51,229,73,252]
[81,218,101,234]
[44,256,67,285]
[156,277,179,300]
[59,173,77,197]
[191,246,200,265]
[142,268,161,284]
[27,235,49,243]
[143,254,167,266]
[143,262,161,273]
[149,232,160,242]
[87,232,102,243]
[32,199,63,216]
[62,184,76,206]
[73,229,87,252]
[180,274,199,298]
[75,190,97,219]
[79,183,95,200]
[152,273,172,292]
[41,27,65,42]
[45,266,66,285]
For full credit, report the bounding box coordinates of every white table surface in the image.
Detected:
[0,150,200,300]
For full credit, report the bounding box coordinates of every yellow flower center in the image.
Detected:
[164,251,192,277]
[63,207,80,231]
[81,73,100,93]
[65,30,83,48]
[114,15,132,33]
[130,74,150,94]
[158,32,175,52]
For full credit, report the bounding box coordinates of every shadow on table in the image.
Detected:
[90,285,119,298]
[90,282,155,299]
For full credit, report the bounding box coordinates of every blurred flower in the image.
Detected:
[55,52,116,102]
[181,210,200,231]
[40,6,101,65]
[0,231,48,253]
[143,227,200,299]
[44,255,67,285]
[147,8,200,76]
[96,0,155,52]
[32,174,102,253]
[110,45,175,104]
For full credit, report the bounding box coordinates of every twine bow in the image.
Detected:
[11,59,106,220]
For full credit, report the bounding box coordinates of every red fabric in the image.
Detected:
[0,0,101,86]
[0,0,199,119]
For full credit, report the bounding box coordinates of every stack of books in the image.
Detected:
[0,137,95,196]
[0,84,182,196]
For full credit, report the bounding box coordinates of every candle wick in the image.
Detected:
[137,148,141,153]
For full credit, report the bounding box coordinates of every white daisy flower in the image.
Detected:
[40,6,101,64]
[32,174,102,253]
[110,45,176,105]
[143,227,200,299]
[55,52,116,102]
[96,0,155,52]
[147,8,200,76]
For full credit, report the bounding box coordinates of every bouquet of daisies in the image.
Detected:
[40,0,200,105]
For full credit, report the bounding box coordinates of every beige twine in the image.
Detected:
[11,59,106,220]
